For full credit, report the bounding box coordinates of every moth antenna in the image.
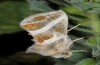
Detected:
[66,37,84,49]
[72,37,84,43]
[68,24,81,32]
[72,50,89,53]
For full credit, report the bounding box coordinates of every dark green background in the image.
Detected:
[0,0,54,65]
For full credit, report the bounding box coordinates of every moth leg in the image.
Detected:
[66,37,84,49]
[72,50,89,53]
[68,24,80,32]
[71,37,84,43]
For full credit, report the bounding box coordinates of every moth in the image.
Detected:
[20,10,83,58]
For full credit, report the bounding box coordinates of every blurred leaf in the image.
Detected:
[88,8,100,13]
[72,2,94,10]
[96,62,100,65]
[86,37,97,48]
[68,14,87,21]
[76,58,97,65]
[0,2,32,35]
[92,48,100,57]
[71,0,84,2]
[68,24,93,34]
[96,0,100,2]
[49,0,67,6]
[69,0,84,3]
[62,6,86,16]
[69,35,92,53]
[55,59,74,65]
[93,3,100,8]
[68,53,89,62]
[28,1,53,12]
[88,14,100,33]
[64,1,100,14]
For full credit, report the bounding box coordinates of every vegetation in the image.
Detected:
[0,0,100,65]
[26,0,100,65]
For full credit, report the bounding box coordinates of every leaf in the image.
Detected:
[72,2,93,10]
[88,8,100,14]
[55,59,74,65]
[88,14,100,33]
[93,3,100,8]
[96,62,100,65]
[70,0,84,3]
[28,1,53,12]
[68,24,93,34]
[49,0,67,6]
[76,58,97,65]
[68,2,100,13]
[92,48,100,57]
[0,2,32,35]
[62,6,86,16]
[86,36,100,49]
[68,53,89,62]
[95,0,100,2]
[86,37,97,48]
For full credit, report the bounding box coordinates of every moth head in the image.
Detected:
[52,51,72,58]
[61,51,72,58]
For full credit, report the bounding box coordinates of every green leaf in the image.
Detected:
[93,3,100,8]
[55,59,74,65]
[68,24,93,34]
[0,2,32,35]
[68,53,89,62]
[88,14,100,33]
[95,0,100,2]
[92,48,100,57]
[49,0,67,6]
[88,8,100,14]
[28,1,53,12]
[62,6,86,16]
[72,2,94,10]
[96,62,100,65]
[86,37,97,48]
[70,0,84,3]
[68,2,100,13]
[76,58,97,65]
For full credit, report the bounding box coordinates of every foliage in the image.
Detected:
[1,0,99,65]
[26,0,100,65]
[27,0,53,12]
[0,1,32,35]
[76,58,97,65]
